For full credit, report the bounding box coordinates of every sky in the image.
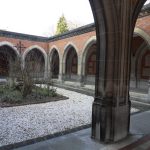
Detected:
[0,0,149,37]
[146,0,150,4]
[0,0,94,37]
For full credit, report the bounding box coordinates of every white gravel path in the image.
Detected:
[0,88,139,147]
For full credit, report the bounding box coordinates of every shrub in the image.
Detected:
[0,87,22,104]
[34,85,57,97]
[49,88,57,97]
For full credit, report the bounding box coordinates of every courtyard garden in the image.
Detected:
[0,83,67,107]
[0,87,94,147]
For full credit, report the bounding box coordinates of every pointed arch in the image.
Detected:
[131,29,150,89]
[49,45,60,60]
[0,41,20,77]
[23,45,47,64]
[81,36,96,76]
[22,45,47,78]
[62,42,78,75]
[63,42,79,65]
[49,46,60,78]
[134,27,150,46]
[0,41,20,57]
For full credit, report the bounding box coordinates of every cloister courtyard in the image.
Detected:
[0,0,150,150]
[0,86,150,149]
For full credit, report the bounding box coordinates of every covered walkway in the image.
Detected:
[13,111,150,150]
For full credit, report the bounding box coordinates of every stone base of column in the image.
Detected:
[130,79,137,89]
[77,75,85,87]
[91,99,131,143]
[58,74,65,83]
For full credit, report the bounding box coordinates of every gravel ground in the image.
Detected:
[0,88,139,147]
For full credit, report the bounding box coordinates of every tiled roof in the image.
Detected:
[48,23,95,42]
[0,30,48,42]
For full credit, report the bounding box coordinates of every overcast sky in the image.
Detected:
[0,0,93,37]
[0,0,149,37]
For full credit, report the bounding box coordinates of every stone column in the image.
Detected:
[44,53,48,80]
[89,0,146,142]
[77,56,84,86]
[130,57,137,88]
[148,80,150,102]
[58,58,65,83]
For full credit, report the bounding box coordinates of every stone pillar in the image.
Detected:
[148,80,150,101]
[89,0,146,142]
[47,55,50,77]
[58,59,65,83]
[44,54,48,80]
[130,57,137,89]
[77,56,84,86]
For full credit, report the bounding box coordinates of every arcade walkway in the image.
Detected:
[13,111,150,150]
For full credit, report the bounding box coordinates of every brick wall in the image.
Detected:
[0,16,149,58]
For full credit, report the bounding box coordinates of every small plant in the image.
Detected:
[49,88,57,97]
[0,83,66,107]
[8,55,34,98]
[0,86,22,104]
[33,84,57,97]
[0,45,62,107]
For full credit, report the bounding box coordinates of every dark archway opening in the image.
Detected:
[51,49,59,79]
[85,43,96,84]
[65,47,78,80]
[0,45,17,78]
[141,51,150,80]
[25,48,45,78]
[131,35,150,91]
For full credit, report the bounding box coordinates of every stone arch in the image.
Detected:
[0,41,20,77]
[49,45,59,55]
[135,37,150,89]
[49,46,60,78]
[131,30,149,76]
[62,43,78,81]
[49,45,60,60]
[130,31,150,90]
[63,42,79,56]
[62,42,78,74]
[23,45,47,64]
[0,41,20,57]
[134,27,150,46]
[22,45,47,78]
[134,33,150,70]
[140,51,150,80]
[136,49,150,90]
[81,36,96,76]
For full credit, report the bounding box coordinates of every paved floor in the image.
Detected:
[13,111,150,150]
[120,135,150,150]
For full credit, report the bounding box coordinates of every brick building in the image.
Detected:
[0,0,149,143]
[0,5,149,92]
